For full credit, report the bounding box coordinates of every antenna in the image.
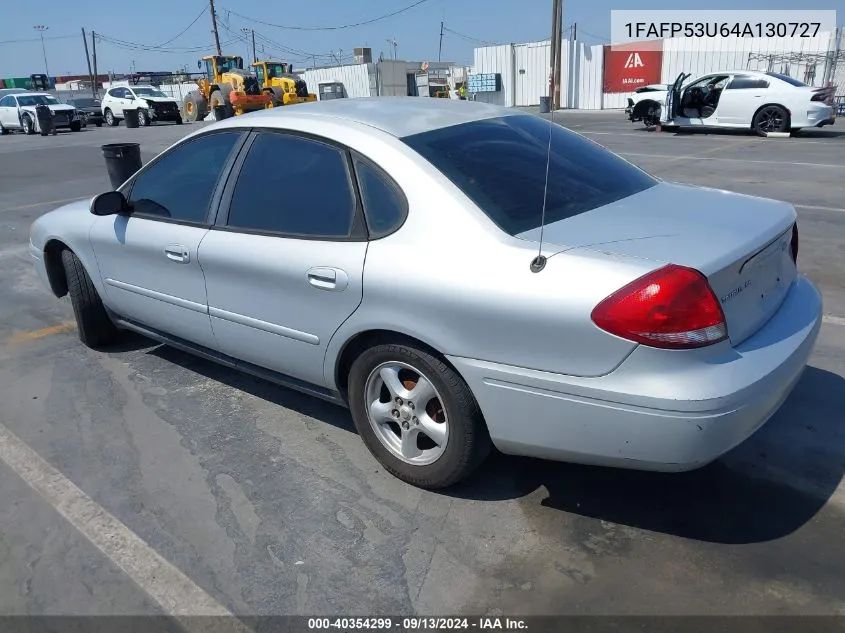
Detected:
[532,0,563,274]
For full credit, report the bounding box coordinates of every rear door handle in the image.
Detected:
[164,244,190,263]
[307,267,348,291]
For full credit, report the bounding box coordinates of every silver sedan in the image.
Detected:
[29,98,822,488]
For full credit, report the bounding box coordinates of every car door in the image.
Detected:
[89,130,247,349]
[0,95,18,127]
[109,87,128,115]
[199,130,369,388]
[715,74,770,126]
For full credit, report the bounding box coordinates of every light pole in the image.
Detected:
[33,25,50,79]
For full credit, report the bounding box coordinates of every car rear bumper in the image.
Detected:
[448,275,822,472]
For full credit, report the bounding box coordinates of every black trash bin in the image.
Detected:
[35,104,55,136]
[101,143,142,190]
[213,104,229,120]
[123,108,140,128]
[539,96,550,114]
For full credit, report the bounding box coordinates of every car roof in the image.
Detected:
[12,92,53,98]
[235,96,519,138]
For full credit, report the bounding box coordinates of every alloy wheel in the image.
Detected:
[364,361,449,466]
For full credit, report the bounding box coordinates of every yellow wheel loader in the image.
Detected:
[182,55,272,122]
[251,61,317,107]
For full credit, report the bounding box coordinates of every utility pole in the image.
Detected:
[571,23,577,41]
[91,31,99,97]
[251,29,257,62]
[438,21,444,62]
[548,0,559,110]
[209,0,222,56]
[33,25,50,79]
[82,27,95,99]
[552,0,563,109]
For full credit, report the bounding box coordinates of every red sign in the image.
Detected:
[603,43,663,93]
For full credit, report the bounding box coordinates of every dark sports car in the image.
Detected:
[65,97,104,127]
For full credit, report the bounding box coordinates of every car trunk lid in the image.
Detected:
[517,182,797,346]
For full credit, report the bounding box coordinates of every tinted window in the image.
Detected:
[0,96,14,107]
[766,72,807,87]
[226,133,356,237]
[17,95,58,106]
[128,132,241,223]
[354,158,406,237]
[109,88,126,98]
[727,76,769,90]
[71,98,98,107]
[402,115,657,236]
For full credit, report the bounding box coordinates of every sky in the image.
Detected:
[0,0,842,78]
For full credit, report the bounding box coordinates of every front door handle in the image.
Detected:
[164,244,190,263]
[307,267,348,291]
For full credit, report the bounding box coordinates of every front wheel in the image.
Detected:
[61,250,119,349]
[137,109,149,127]
[348,342,491,488]
[753,105,789,136]
[22,115,35,135]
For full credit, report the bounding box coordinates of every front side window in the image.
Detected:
[226,132,356,237]
[128,132,242,223]
[402,115,657,236]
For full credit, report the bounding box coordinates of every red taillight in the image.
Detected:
[591,264,728,350]
[790,223,799,264]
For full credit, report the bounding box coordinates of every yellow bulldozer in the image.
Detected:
[182,55,272,122]
[251,60,317,107]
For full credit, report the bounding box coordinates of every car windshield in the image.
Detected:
[402,115,658,236]
[17,95,58,106]
[133,87,167,98]
[216,57,241,73]
[765,72,807,87]
[71,98,99,107]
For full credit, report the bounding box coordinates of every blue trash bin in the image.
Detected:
[539,96,550,113]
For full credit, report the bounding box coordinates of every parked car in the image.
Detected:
[0,92,81,135]
[66,97,104,127]
[101,85,182,126]
[627,70,836,135]
[29,98,821,488]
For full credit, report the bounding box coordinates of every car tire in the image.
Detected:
[137,109,149,127]
[183,92,207,123]
[104,108,118,127]
[22,115,35,135]
[175,115,183,125]
[61,250,119,349]
[0,122,6,135]
[348,341,491,489]
[752,105,789,136]
[70,121,82,132]
[95,122,102,127]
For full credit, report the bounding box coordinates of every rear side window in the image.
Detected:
[225,132,357,237]
[765,72,807,87]
[402,115,657,236]
[727,76,769,90]
[353,157,407,238]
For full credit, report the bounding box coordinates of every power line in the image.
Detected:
[221,0,432,31]
[0,34,77,45]
[95,33,239,54]
[156,5,208,47]
[442,26,491,45]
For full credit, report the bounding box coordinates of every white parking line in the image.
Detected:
[796,204,845,213]
[823,315,845,327]
[619,152,844,169]
[1,196,89,214]
[0,421,251,632]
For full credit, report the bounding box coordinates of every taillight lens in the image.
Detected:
[591,264,728,350]
[790,223,798,264]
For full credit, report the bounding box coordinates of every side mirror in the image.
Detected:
[90,191,129,216]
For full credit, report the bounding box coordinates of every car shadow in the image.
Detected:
[448,366,845,545]
[147,343,357,433]
[641,126,845,139]
[128,337,844,545]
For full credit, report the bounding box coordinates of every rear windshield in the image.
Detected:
[766,72,807,87]
[402,115,657,236]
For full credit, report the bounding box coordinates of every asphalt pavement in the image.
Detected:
[0,112,844,621]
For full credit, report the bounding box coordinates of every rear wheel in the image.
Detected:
[104,108,118,126]
[753,105,789,136]
[61,250,119,349]
[348,341,491,488]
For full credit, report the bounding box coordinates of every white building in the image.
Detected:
[469,27,844,110]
